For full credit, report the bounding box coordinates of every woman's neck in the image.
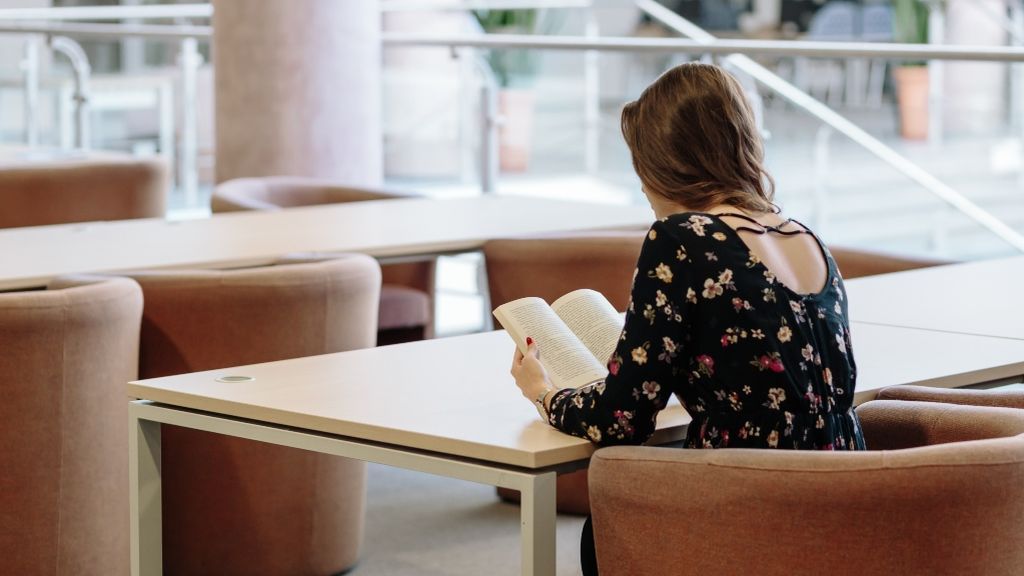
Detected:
[649,198,772,221]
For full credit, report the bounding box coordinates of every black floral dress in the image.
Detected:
[547,212,866,451]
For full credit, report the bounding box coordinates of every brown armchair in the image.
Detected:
[0,156,167,228]
[875,384,1024,409]
[829,246,953,279]
[123,254,381,575]
[484,231,646,316]
[0,276,143,576]
[589,400,1024,576]
[483,231,646,515]
[212,176,434,345]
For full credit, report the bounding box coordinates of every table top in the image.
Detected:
[130,330,690,469]
[0,145,132,168]
[851,322,1024,401]
[0,195,654,291]
[128,322,1024,470]
[845,255,1024,340]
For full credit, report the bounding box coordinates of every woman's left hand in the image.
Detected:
[511,337,554,405]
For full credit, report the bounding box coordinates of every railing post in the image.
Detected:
[49,35,91,149]
[926,0,945,146]
[475,55,500,195]
[813,125,833,232]
[178,37,202,209]
[21,35,40,147]
[1013,0,1024,187]
[583,2,599,174]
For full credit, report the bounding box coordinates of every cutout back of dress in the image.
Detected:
[714,212,830,297]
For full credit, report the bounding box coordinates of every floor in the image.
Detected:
[359,464,587,576]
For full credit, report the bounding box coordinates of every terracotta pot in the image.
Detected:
[498,88,535,172]
[894,66,929,140]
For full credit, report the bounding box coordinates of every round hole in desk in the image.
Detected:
[215,375,256,383]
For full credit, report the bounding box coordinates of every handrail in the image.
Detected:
[382,33,1024,62]
[636,0,1024,253]
[381,0,591,10]
[0,22,210,40]
[0,1,587,21]
[0,4,212,21]
[4,21,1024,63]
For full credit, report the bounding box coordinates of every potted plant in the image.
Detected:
[892,0,930,140]
[473,9,543,172]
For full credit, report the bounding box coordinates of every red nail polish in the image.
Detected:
[526,337,533,346]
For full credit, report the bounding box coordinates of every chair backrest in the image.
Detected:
[124,255,381,378]
[211,176,413,212]
[861,3,894,42]
[829,246,952,279]
[483,231,646,313]
[0,276,143,576]
[210,176,433,294]
[590,401,1024,576]
[0,157,167,228]
[120,256,380,575]
[875,384,1024,410]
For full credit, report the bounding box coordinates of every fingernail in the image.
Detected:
[526,337,533,346]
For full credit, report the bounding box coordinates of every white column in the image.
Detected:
[943,0,1008,136]
[213,0,382,185]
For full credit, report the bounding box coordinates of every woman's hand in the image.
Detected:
[511,337,555,408]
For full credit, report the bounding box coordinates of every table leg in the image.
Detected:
[519,471,557,576]
[129,406,162,576]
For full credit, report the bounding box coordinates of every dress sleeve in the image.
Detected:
[547,219,693,446]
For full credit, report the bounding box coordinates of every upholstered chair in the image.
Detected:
[0,276,143,576]
[829,246,952,279]
[483,231,646,515]
[484,231,645,317]
[875,384,1024,409]
[212,176,434,345]
[589,400,1024,576]
[0,156,167,228]
[480,234,952,516]
[123,255,381,576]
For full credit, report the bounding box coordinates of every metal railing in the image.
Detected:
[8,20,1024,62]
[2,2,1024,252]
[0,4,212,21]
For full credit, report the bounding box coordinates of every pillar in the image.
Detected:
[213,0,382,185]
[943,0,1007,136]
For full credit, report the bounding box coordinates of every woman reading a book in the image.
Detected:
[511,62,865,575]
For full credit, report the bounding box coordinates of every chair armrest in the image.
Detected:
[856,399,1024,450]
[876,384,1024,409]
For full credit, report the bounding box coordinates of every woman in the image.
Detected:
[511,62,865,575]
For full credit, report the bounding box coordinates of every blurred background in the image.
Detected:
[2,0,1021,332]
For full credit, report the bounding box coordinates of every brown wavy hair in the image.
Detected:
[621,62,775,213]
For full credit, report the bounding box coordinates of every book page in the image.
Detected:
[492,297,607,389]
[551,289,624,366]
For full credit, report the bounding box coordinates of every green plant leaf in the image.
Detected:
[892,0,929,66]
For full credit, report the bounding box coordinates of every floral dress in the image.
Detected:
[547,212,866,451]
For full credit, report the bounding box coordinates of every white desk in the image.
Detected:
[851,323,1024,401]
[845,255,1024,340]
[0,196,654,291]
[127,322,1024,575]
[127,330,689,576]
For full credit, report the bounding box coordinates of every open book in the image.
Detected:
[494,289,624,404]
